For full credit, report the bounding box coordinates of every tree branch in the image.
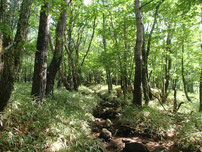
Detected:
[140,0,156,9]
[80,15,97,67]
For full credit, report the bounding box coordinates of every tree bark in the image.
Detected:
[143,1,164,101]
[48,33,71,91]
[123,17,129,100]
[133,0,143,106]
[142,26,149,105]
[0,0,33,111]
[162,27,172,103]
[181,42,191,102]
[64,44,78,91]
[0,0,7,76]
[103,12,112,93]
[200,69,202,112]
[46,0,69,95]
[32,1,49,102]
[0,31,3,77]
[80,16,97,67]
[173,78,178,112]
[109,13,124,95]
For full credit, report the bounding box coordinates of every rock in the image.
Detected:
[106,119,113,127]
[99,128,112,141]
[108,139,124,151]
[100,108,118,119]
[152,147,168,152]
[117,125,136,137]
[122,142,150,152]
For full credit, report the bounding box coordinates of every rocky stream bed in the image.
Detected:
[90,93,191,152]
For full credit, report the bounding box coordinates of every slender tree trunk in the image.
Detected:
[58,68,71,90]
[181,42,191,102]
[46,0,69,95]
[142,26,149,105]
[29,62,33,82]
[103,13,112,93]
[64,44,78,91]
[0,0,7,76]
[143,1,164,101]
[173,78,178,112]
[0,33,3,77]
[80,16,97,67]
[200,69,202,112]
[0,0,33,111]
[24,67,27,83]
[67,9,74,89]
[48,33,71,91]
[110,13,124,95]
[32,1,49,102]
[123,17,128,100]
[133,0,143,106]
[162,28,172,103]
[200,44,202,112]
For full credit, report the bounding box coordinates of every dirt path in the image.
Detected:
[90,93,186,152]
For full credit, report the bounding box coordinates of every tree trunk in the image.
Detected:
[0,34,3,77]
[0,0,7,76]
[110,13,124,95]
[24,67,27,82]
[0,0,33,111]
[162,28,172,104]
[103,12,112,93]
[173,78,178,112]
[80,16,96,66]
[200,69,202,112]
[142,26,149,105]
[123,17,128,100]
[64,44,78,91]
[48,33,71,91]
[143,1,164,101]
[181,42,191,102]
[133,0,143,106]
[32,1,49,102]
[28,62,33,82]
[46,0,69,95]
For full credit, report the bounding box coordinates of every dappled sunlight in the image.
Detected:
[0,83,103,151]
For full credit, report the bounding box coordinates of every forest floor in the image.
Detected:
[90,85,201,152]
[0,83,201,152]
[91,90,189,152]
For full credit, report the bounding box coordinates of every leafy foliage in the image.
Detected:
[0,83,103,152]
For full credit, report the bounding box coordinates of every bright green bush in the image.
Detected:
[119,105,173,136]
[176,112,202,151]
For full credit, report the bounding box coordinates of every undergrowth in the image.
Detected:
[0,83,103,152]
[93,84,201,151]
[120,106,173,136]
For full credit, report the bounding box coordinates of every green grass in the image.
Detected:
[0,83,201,151]
[0,83,103,152]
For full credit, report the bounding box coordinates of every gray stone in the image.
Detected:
[99,128,112,141]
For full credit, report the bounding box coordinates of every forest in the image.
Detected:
[0,0,201,151]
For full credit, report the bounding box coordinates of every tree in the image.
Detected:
[161,25,172,104]
[31,1,49,101]
[142,0,165,105]
[46,0,70,95]
[133,0,143,106]
[102,12,113,93]
[200,69,202,112]
[181,41,191,102]
[0,0,33,111]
